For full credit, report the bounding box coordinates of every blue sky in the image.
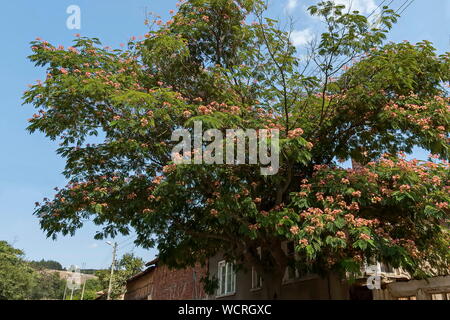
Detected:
[0,0,448,269]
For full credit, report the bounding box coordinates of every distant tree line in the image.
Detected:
[0,240,144,300]
[0,241,66,300]
[29,259,64,271]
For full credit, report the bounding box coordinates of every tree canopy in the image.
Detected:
[0,241,36,300]
[0,241,66,300]
[23,0,449,297]
[29,259,64,271]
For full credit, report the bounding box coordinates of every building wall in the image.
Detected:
[124,270,154,300]
[152,264,208,300]
[125,263,208,300]
[373,276,450,300]
[208,253,350,300]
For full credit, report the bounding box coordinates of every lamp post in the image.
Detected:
[106,241,117,300]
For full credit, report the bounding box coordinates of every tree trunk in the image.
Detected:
[263,270,284,300]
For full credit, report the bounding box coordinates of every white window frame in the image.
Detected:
[217,260,236,297]
[284,241,300,282]
[282,241,319,283]
[251,267,263,290]
[251,247,263,290]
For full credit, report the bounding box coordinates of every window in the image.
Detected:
[251,268,263,290]
[432,293,450,300]
[284,242,300,281]
[251,247,263,290]
[217,261,236,296]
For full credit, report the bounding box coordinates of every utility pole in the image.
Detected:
[70,285,74,300]
[106,242,117,300]
[81,262,86,300]
[81,278,86,300]
[63,280,68,300]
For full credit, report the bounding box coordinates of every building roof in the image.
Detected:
[126,265,156,283]
[145,257,159,267]
[126,257,160,283]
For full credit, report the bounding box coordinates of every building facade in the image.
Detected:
[125,259,208,300]
[208,253,350,300]
[125,254,450,300]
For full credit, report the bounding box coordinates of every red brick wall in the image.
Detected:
[125,271,154,300]
[152,264,208,300]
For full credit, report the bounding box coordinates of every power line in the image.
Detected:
[117,238,136,251]
[395,0,409,13]
[385,0,395,9]
[367,0,388,18]
[117,235,134,246]
[398,0,414,15]
[117,242,135,254]
[367,0,397,29]
[395,0,413,14]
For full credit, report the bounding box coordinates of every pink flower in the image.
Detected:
[305,226,316,234]
[371,196,382,203]
[162,164,176,173]
[352,191,362,198]
[140,118,149,127]
[290,226,300,235]
[59,68,68,74]
[182,110,192,118]
[431,176,441,186]
[399,184,411,192]
[287,128,304,139]
[348,202,360,211]
[436,202,448,209]
[336,231,346,239]
[359,233,371,241]
[198,105,213,115]
[152,176,163,185]
[299,239,309,246]
[248,223,260,231]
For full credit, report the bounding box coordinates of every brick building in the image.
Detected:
[125,258,207,300]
